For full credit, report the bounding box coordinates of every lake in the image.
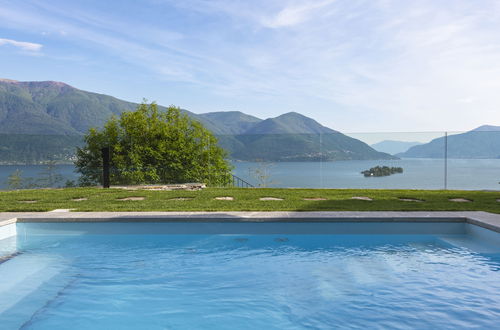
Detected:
[0,158,499,190]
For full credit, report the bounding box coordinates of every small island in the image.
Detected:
[361,166,403,177]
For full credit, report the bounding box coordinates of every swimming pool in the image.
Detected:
[1,219,499,329]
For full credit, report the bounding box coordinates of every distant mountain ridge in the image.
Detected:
[0,79,325,136]
[0,79,394,162]
[472,125,500,132]
[196,111,262,135]
[371,140,423,155]
[0,79,138,135]
[399,126,500,159]
[243,112,337,135]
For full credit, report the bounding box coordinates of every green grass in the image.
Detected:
[0,187,499,213]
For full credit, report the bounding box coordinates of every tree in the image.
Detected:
[75,102,232,186]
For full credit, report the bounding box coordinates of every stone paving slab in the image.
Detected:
[1,211,500,233]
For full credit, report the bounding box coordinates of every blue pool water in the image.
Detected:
[1,222,500,329]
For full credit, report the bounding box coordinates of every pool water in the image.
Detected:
[1,222,500,329]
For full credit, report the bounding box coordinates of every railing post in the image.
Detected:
[444,132,448,190]
[101,147,110,188]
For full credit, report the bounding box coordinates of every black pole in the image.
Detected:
[444,132,448,190]
[101,147,110,188]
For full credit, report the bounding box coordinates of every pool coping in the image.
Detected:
[1,211,500,233]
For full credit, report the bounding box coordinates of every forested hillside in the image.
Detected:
[1,79,394,163]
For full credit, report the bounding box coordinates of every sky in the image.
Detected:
[1,0,500,137]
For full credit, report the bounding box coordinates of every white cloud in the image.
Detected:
[457,97,474,104]
[262,0,336,28]
[0,38,42,52]
[1,0,500,131]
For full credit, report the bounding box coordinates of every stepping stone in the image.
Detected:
[18,200,37,203]
[259,197,283,201]
[449,198,472,203]
[72,198,88,202]
[49,209,75,213]
[169,197,193,201]
[303,197,327,201]
[118,197,145,201]
[399,198,423,202]
[497,199,500,202]
[215,197,234,201]
[351,196,373,201]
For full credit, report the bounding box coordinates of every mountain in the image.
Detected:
[0,79,206,135]
[196,111,262,135]
[0,134,83,164]
[243,112,335,135]
[219,112,394,161]
[399,126,500,159]
[0,79,139,135]
[224,133,394,161]
[371,140,422,155]
[0,79,394,162]
[472,125,500,132]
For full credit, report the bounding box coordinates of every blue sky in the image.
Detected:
[1,0,500,135]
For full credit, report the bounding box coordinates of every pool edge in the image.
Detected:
[1,211,500,233]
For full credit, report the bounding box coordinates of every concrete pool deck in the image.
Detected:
[1,211,500,233]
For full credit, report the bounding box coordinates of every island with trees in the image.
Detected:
[361,166,403,177]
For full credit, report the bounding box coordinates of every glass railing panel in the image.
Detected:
[0,134,83,190]
[218,133,323,188]
[0,163,82,190]
[446,129,500,190]
[1,131,499,191]
[318,131,447,189]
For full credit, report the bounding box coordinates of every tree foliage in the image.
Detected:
[75,102,233,186]
[361,166,403,177]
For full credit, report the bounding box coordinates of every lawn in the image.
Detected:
[0,187,499,213]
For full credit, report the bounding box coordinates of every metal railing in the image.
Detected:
[230,174,254,188]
